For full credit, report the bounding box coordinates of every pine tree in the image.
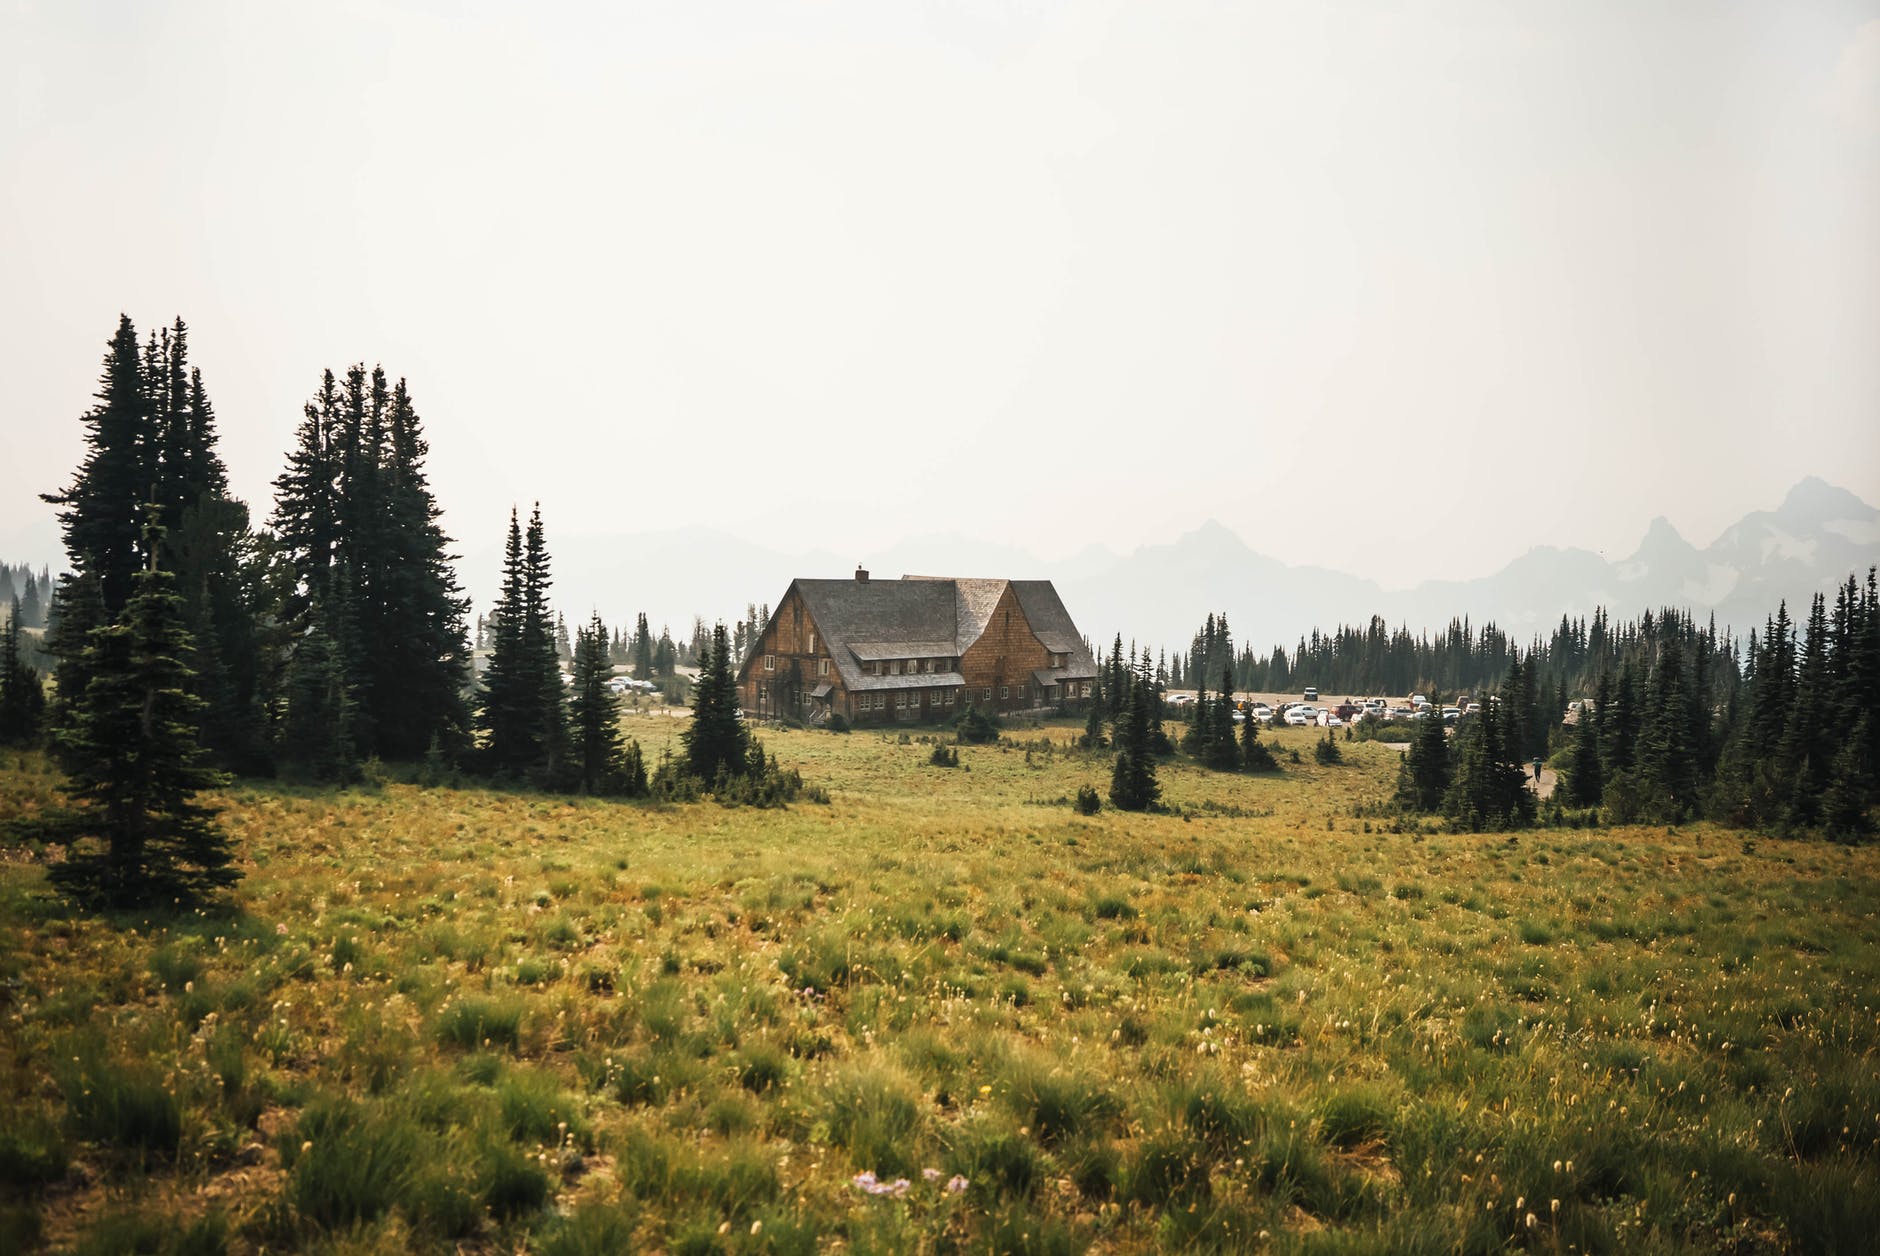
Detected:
[1240,706,1278,772]
[1108,671,1160,812]
[277,623,359,783]
[477,510,536,777]
[43,524,237,909]
[1820,716,1872,843]
[1395,699,1451,811]
[366,378,470,760]
[1636,633,1698,821]
[42,316,152,620]
[1203,665,1240,770]
[632,612,654,680]
[1779,594,1833,828]
[521,506,568,785]
[569,612,626,794]
[0,598,46,745]
[1562,699,1603,807]
[1081,695,1105,750]
[683,623,751,782]
[1442,694,1532,831]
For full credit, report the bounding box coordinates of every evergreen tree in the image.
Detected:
[1779,594,1833,827]
[1204,665,1241,770]
[1108,670,1160,812]
[42,526,237,909]
[42,316,151,620]
[569,612,627,794]
[1107,634,1126,718]
[1820,716,1872,843]
[1561,699,1603,807]
[522,506,568,784]
[366,378,470,760]
[632,611,654,680]
[0,598,46,745]
[1442,694,1532,831]
[1240,706,1278,772]
[476,510,535,776]
[1184,677,1215,756]
[1081,695,1106,749]
[277,623,358,783]
[683,623,751,782]
[1395,700,1451,811]
[1636,633,1698,821]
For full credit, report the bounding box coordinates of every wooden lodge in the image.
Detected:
[735,569,1099,725]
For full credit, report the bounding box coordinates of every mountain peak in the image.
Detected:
[1778,476,1876,524]
[1639,515,1691,550]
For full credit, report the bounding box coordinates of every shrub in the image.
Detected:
[955,703,1002,744]
[1073,785,1101,815]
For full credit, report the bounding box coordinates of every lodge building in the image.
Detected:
[735,570,1099,725]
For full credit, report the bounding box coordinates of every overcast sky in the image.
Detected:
[4,0,1878,593]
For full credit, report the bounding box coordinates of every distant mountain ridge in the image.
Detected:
[458,478,1880,656]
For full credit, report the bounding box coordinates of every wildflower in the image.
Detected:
[751,1221,763,1236]
[922,1168,942,1181]
[946,1175,969,1193]
[890,1178,911,1197]
[275,923,289,936]
[1525,1213,1537,1229]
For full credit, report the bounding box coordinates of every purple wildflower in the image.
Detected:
[922,1167,942,1182]
[946,1174,969,1194]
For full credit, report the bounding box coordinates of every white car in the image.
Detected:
[1284,706,1317,727]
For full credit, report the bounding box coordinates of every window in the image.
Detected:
[1080,682,1091,698]
[807,631,816,652]
[764,655,774,671]
[984,688,993,701]
[819,658,829,676]
[1000,685,1009,700]
[944,689,955,706]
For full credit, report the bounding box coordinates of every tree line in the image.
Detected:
[6,315,794,907]
[1390,577,1878,839]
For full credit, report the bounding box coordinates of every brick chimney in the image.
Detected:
[854,565,870,583]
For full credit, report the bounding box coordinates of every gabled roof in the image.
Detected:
[738,575,1097,692]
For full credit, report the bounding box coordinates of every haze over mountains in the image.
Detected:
[493,477,1880,656]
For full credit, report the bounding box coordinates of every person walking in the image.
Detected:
[1532,756,1544,788]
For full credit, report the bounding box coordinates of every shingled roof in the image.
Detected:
[743,576,1098,692]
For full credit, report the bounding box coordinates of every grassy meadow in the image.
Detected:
[1,718,1877,1254]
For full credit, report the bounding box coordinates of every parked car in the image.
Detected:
[1465,702,1481,715]
[1283,707,1315,726]
[1303,686,1319,702]
[1409,693,1428,706]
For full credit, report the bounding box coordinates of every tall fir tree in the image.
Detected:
[0,597,46,746]
[43,316,151,620]
[42,522,238,908]
[1108,670,1160,812]
[1395,699,1451,811]
[683,623,750,782]
[569,612,629,795]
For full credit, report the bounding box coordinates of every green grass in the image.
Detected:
[1,721,1877,1251]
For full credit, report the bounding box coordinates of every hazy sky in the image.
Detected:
[4,0,1878,591]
